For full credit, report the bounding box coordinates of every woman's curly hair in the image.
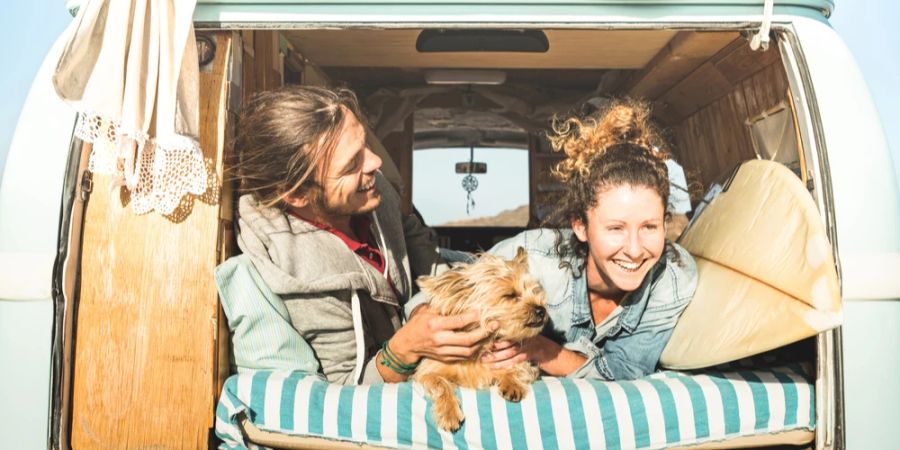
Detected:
[547,98,675,271]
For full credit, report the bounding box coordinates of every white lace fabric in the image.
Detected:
[75,112,207,215]
[54,0,203,216]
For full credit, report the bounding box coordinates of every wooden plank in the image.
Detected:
[380,114,414,216]
[660,61,734,120]
[272,32,284,85]
[242,30,255,56]
[672,57,791,197]
[715,41,781,85]
[627,31,739,100]
[284,29,677,69]
[741,63,787,118]
[71,32,233,449]
[242,32,257,106]
[528,134,565,226]
[658,36,789,124]
[252,30,283,92]
[215,31,243,410]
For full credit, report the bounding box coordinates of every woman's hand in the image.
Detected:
[481,338,542,370]
[390,304,496,365]
[482,335,587,376]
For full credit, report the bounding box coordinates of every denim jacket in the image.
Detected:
[407,228,698,380]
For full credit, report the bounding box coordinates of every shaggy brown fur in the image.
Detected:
[412,248,548,432]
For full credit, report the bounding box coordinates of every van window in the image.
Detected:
[412,147,529,227]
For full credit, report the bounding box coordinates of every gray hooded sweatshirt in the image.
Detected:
[236,173,443,384]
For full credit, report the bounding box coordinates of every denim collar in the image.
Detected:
[569,256,666,334]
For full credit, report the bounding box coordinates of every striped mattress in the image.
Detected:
[215,363,814,450]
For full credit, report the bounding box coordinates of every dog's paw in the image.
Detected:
[498,377,529,402]
[433,400,465,432]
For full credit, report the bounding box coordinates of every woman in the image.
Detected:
[408,100,698,380]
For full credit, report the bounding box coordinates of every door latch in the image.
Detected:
[80,170,93,201]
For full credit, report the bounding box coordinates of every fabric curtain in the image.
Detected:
[53,0,205,215]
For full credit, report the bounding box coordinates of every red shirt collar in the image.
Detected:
[287,211,385,274]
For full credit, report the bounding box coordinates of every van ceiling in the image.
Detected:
[280,29,743,148]
[283,29,678,69]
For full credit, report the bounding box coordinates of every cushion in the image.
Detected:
[215,255,320,373]
[216,364,815,449]
[660,160,842,369]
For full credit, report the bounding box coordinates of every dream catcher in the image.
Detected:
[461,146,479,214]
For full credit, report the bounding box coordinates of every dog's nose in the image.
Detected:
[534,306,546,320]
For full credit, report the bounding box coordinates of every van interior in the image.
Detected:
[64,26,830,449]
[276,28,806,249]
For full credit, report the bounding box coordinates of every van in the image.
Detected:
[2,1,898,449]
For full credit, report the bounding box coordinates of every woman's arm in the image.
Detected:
[482,336,587,376]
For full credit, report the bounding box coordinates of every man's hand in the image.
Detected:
[391,304,497,364]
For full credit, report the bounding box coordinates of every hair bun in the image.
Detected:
[549,99,668,185]
[603,104,643,142]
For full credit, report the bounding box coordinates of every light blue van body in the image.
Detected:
[1,1,897,449]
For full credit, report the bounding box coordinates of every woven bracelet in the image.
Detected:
[379,340,419,374]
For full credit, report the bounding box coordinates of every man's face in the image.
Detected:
[311,110,383,222]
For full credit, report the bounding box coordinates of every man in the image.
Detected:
[216,86,489,384]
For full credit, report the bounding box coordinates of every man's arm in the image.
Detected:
[283,294,361,384]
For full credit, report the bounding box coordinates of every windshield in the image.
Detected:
[413,147,529,227]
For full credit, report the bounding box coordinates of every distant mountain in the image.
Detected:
[437,204,529,227]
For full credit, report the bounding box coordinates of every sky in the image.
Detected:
[413,147,530,225]
[1,1,898,210]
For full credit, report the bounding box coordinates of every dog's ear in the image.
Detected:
[513,246,529,269]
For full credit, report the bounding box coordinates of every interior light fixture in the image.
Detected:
[424,69,507,85]
[416,29,549,53]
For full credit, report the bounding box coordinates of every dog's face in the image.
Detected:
[417,247,548,344]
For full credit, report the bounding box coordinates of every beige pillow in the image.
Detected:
[660,160,842,369]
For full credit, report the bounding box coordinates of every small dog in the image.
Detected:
[412,247,548,432]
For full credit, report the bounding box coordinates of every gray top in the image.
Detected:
[235,172,444,384]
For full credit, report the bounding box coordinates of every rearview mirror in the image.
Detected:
[455,162,487,174]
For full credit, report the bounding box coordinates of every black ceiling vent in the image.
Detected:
[416,29,549,53]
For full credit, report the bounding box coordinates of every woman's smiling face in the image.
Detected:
[572,184,666,299]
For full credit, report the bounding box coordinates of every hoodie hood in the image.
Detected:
[237,194,400,305]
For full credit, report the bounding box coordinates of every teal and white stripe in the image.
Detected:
[216,365,814,450]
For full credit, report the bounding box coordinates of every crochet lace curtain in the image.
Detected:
[53,0,205,215]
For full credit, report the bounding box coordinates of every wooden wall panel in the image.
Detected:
[380,114,414,216]
[529,134,566,226]
[71,33,233,449]
[651,37,784,125]
[673,60,790,194]
[661,61,735,120]
[254,31,283,91]
[626,31,740,99]
[239,30,284,104]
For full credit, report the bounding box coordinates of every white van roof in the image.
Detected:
[187,0,834,25]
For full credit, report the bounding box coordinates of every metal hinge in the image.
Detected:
[79,170,93,201]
